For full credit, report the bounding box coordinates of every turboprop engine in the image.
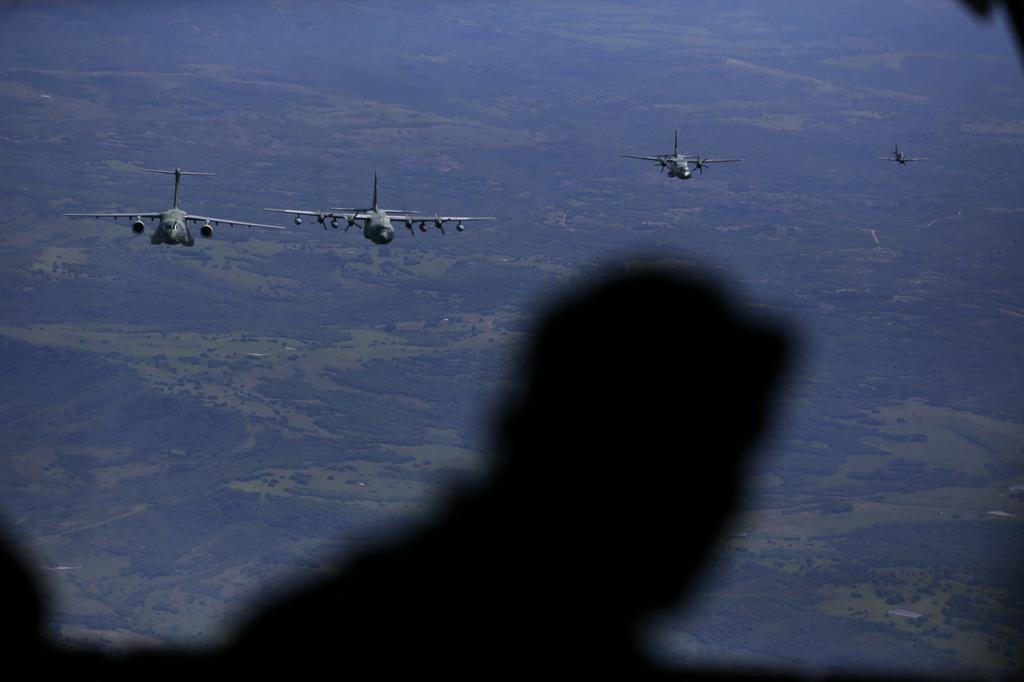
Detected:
[131,218,145,234]
[200,223,214,238]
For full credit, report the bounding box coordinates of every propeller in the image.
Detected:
[658,157,668,173]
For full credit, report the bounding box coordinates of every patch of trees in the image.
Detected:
[845,458,983,492]
[829,520,1024,591]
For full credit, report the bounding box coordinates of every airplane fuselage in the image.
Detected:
[153,208,194,246]
[666,158,693,180]
[151,210,193,248]
[324,210,395,244]
[362,211,396,245]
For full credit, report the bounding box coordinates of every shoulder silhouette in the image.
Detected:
[20,263,805,678]
[222,264,790,677]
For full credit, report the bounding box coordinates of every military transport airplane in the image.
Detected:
[620,130,745,180]
[63,168,286,246]
[265,172,495,244]
[879,144,927,165]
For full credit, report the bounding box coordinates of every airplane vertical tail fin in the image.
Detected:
[372,170,380,212]
[139,168,214,209]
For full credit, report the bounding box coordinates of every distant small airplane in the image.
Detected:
[878,144,926,165]
[620,130,745,180]
[265,171,495,244]
[63,168,286,246]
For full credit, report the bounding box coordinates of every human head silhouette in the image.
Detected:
[494,262,788,628]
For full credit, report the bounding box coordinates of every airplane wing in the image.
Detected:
[400,215,495,234]
[328,207,421,214]
[63,212,163,219]
[264,209,329,217]
[186,214,286,230]
[878,156,897,161]
[393,215,495,224]
[434,216,496,223]
[264,208,375,222]
[327,205,423,216]
[699,158,745,164]
[905,157,927,162]
[619,154,664,162]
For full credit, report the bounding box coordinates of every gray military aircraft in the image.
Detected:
[620,130,745,180]
[265,171,495,244]
[63,168,286,246]
[879,144,927,165]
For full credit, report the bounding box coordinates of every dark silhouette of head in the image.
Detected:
[1,529,44,662]
[957,0,1024,63]
[491,263,788,629]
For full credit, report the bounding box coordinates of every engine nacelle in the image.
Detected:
[331,218,339,229]
[131,219,145,234]
[294,216,303,226]
[200,223,214,238]
[456,222,465,232]
[419,222,428,232]
[347,217,357,228]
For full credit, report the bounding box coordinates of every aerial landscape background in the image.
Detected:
[0,1,1022,677]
